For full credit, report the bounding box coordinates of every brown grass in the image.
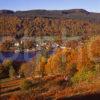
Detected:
[0,75,100,100]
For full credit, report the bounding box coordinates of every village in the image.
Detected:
[0,35,82,53]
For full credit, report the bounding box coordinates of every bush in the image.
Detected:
[9,66,16,79]
[20,79,33,91]
[0,63,9,79]
[2,59,13,69]
[71,70,95,84]
[20,62,33,77]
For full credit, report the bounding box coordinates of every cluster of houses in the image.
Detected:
[0,36,83,53]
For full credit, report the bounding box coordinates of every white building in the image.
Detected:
[14,42,20,47]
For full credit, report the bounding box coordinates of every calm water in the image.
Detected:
[0,50,54,62]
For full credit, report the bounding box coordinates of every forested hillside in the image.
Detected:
[0,9,100,37]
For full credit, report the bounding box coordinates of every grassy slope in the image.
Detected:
[0,75,100,100]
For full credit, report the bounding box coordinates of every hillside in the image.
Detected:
[0,9,100,37]
[1,9,100,23]
[0,75,100,100]
[0,32,100,100]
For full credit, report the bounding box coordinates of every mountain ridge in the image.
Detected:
[0,9,100,23]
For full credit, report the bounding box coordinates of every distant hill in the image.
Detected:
[0,9,100,23]
[0,10,14,14]
[0,9,100,37]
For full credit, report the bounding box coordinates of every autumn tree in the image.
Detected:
[2,59,16,79]
[35,56,47,77]
[20,62,34,77]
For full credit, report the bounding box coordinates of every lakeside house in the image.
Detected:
[14,42,20,47]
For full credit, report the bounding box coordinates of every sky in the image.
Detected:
[0,0,100,12]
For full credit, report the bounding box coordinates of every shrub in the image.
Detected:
[71,70,95,84]
[20,79,33,91]
[20,62,33,77]
[2,59,13,69]
[9,66,16,79]
[0,63,9,79]
[0,59,14,79]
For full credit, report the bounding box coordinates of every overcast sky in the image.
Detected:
[0,0,100,12]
